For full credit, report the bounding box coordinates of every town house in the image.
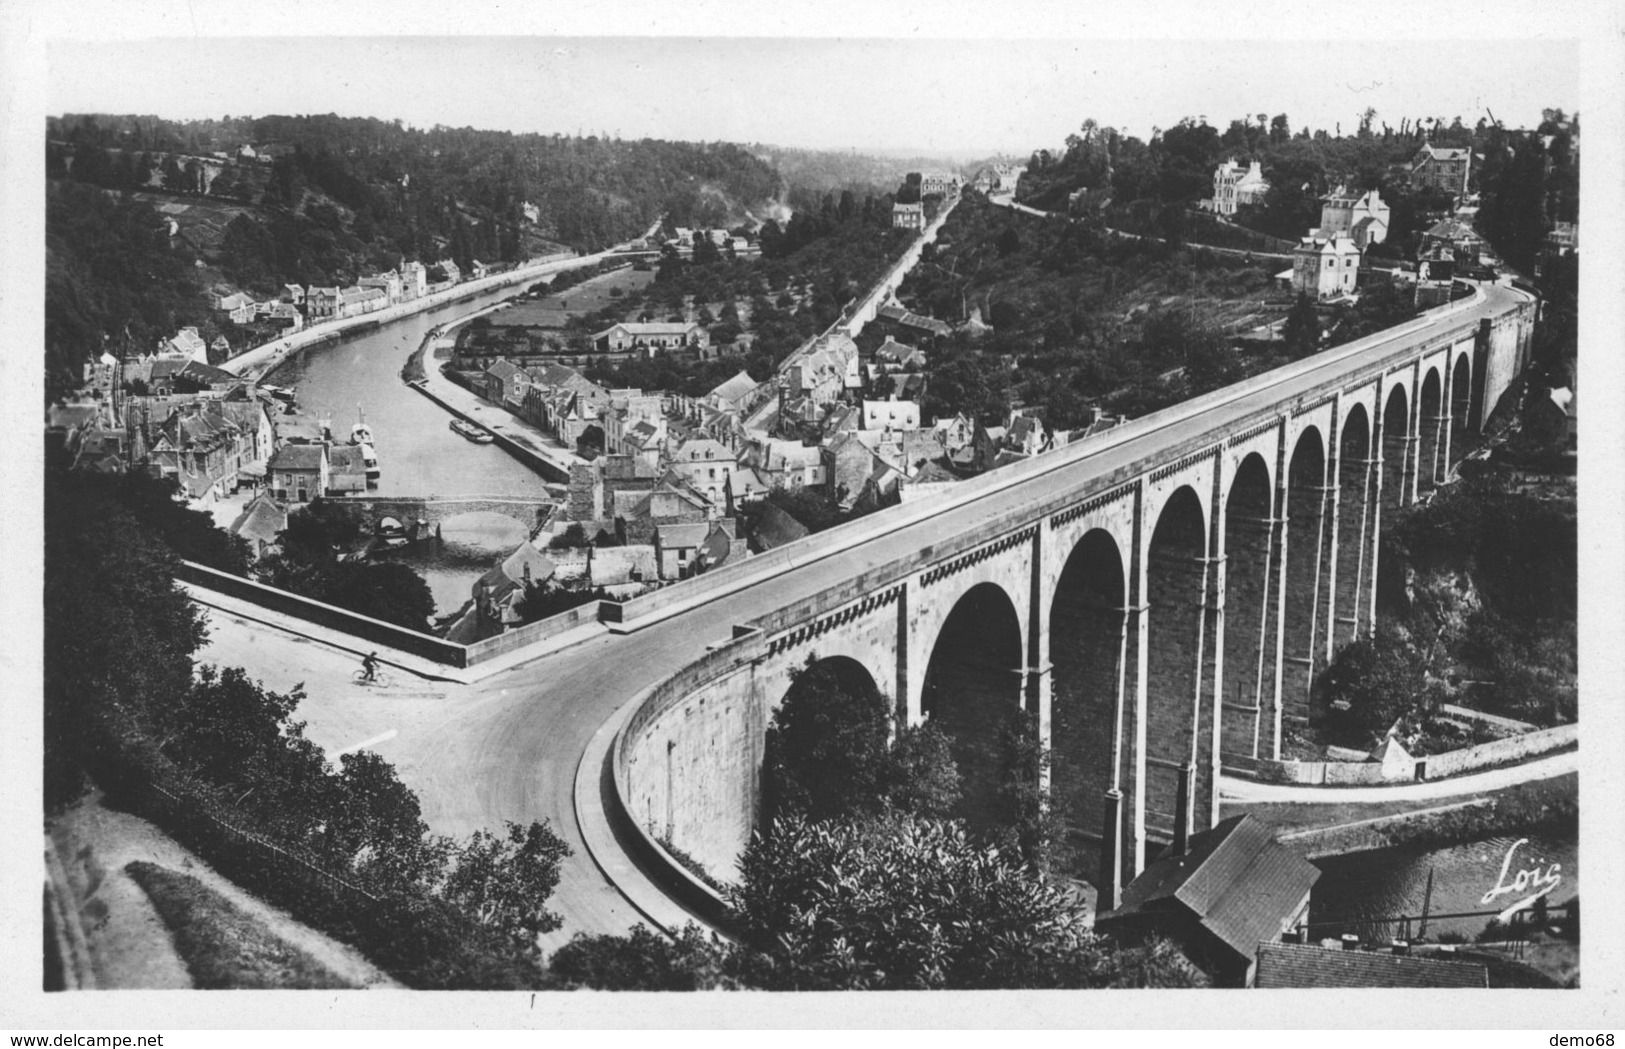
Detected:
[1410,143,1472,196]
[268,443,329,503]
[593,322,709,356]
[667,437,737,506]
[892,202,925,230]
[1292,234,1361,300]
[1316,187,1390,250]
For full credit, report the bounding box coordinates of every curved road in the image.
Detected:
[205,279,1535,947]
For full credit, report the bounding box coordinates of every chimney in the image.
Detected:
[1341,934,1361,952]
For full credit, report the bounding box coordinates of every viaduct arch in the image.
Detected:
[610,284,1537,909]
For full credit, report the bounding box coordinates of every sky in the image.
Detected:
[43,24,1581,159]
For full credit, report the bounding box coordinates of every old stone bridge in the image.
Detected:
[596,280,1536,913]
[339,495,553,536]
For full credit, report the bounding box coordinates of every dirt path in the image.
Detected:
[47,792,400,989]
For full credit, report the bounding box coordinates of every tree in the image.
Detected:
[760,658,895,825]
[437,820,572,946]
[730,813,1207,990]
[885,723,961,818]
[45,474,207,804]
[1313,626,1428,743]
[924,342,1012,426]
[1281,293,1322,359]
[550,924,744,990]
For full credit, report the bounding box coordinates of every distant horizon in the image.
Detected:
[47,37,1577,161]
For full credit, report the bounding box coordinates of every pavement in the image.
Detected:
[1219,748,1578,804]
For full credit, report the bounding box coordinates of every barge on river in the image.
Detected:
[450,417,496,443]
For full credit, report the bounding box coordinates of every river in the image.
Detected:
[1310,830,1577,943]
[267,285,548,614]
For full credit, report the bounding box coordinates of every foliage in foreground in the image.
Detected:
[45,469,569,988]
[549,813,1206,991]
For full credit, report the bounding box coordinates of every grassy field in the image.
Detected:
[126,860,355,990]
[493,266,656,328]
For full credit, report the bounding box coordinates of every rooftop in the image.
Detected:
[1254,942,1489,989]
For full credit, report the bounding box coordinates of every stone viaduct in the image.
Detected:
[610,282,1537,911]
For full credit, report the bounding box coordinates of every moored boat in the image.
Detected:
[450,417,495,443]
[359,441,381,479]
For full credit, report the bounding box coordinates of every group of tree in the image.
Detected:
[546,658,1205,990]
[1015,109,1577,269]
[252,498,436,631]
[45,469,572,987]
[45,111,789,399]
[45,180,223,396]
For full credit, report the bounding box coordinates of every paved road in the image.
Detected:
[1219,749,1577,804]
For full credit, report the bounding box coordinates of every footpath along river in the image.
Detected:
[266,283,549,614]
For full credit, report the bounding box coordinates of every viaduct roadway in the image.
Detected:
[207,280,1535,948]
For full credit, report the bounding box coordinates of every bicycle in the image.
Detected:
[352,667,394,688]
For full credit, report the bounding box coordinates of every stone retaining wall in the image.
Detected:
[1253,724,1576,785]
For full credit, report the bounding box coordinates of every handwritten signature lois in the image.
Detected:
[1480,837,1562,910]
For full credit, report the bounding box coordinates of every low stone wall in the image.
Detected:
[177,561,469,666]
[181,560,603,668]
[1254,759,1396,786]
[1423,724,1576,779]
[463,601,606,663]
[1253,723,1576,786]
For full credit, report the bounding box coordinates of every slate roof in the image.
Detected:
[230,494,288,546]
[179,360,240,386]
[656,522,712,549]
[597,322,698,338]
[1417,145,1471,163]
[476,542,555,593]
[485,359,528,384]
[269,444,326,471]
[674,437,733,463]
[1254,942,1489,989]
[590,545,657,585]
[876,304,952,337]
[1425,218,1484,242]
[1103,815,1321,965]
[709,370,758,406]
[753,501,810,551]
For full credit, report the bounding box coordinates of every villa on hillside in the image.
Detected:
[1411,143,1472,197]
[1206,158,1270,216]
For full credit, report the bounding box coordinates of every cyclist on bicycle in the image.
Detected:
[361,651,380,683]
